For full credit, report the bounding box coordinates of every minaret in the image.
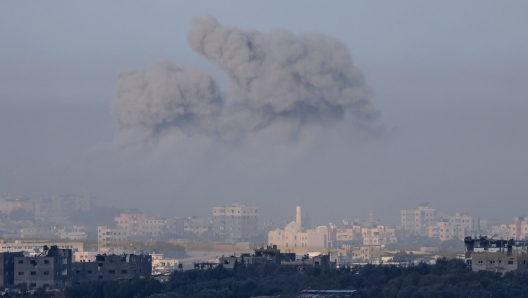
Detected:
[296,206,302,228]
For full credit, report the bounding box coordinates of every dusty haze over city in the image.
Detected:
[1,1,527,226]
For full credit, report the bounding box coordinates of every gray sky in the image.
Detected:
[1,1,527,226]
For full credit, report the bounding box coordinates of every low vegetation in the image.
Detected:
[61,258,528,298]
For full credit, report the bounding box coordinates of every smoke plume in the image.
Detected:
[111,16,379,144]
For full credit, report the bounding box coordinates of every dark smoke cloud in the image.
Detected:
[111,16,379,144]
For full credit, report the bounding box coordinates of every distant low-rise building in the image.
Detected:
[0,240,83,255]
[350,245,382,262]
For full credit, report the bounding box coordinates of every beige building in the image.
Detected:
[98,226,128,254]
[510,217,528,240]
[335,228,359,241]
[491,224,511,239]
[361,225,397,245]
[115,209,147,236]
[74,251,99,262]
[268,206,330,254]
[350,245,382,262]
[401,205,440,236]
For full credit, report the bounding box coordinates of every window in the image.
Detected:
[44,272,49,275]
[44,260,49,264]
[87,270,92,274]
[108,270,116,274]
[121,270,127,274]
[30,272,36,275]
[18,272,24,275]
[18,260,23,264]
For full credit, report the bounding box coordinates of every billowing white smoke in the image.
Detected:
[111,16,378,143]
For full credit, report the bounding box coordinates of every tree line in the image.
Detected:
[59,258,528,298]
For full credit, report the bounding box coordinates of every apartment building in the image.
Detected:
[115,209,146,236]
[184,217,211,235]
[448,213,480,233]
[428,221,465,241]
[335,228,359,242]
[14,245,72,288]
[5,246,151,289]
[165,217,185,235]
[428,213,480,241]
[212,203,258,241]
[510,217,528,240]
[0,252,23,286]
[401,205,439,236]
[491,224,511,239]
[350,245,382,262]
[143,218,166,237]
[97,226,128,254]
[361,225,397,245]
[34,195,94,222]
[0,197,34,214]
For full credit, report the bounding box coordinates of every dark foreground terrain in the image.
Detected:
[10,259,528,297]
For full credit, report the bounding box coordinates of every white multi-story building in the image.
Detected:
[0,240,83,254]
[212,204,258,241]
[401,205,440,236]
[428,213,480,241]
[448,213,480,234]
[428,221,465,241]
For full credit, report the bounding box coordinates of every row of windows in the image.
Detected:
[17,259,51,264]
